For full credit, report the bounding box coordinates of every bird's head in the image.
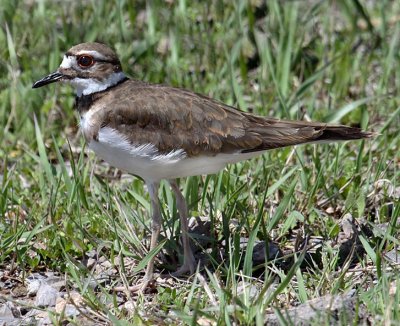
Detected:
[32,42,125,96]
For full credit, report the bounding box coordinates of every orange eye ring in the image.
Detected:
[77,55,94,68]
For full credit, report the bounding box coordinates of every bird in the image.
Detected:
[32,42,372,292]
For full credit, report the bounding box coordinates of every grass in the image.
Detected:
[1,0,400,325]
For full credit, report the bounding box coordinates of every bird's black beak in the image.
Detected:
[32,71,64,88]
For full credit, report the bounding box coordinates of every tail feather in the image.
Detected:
[314,125,374,142]
[242,118,374,153]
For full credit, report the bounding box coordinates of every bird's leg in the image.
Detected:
[142,181,162,283]
[115,181,161,293]
[169,179,197,275]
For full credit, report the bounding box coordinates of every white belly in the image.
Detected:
[88,127,260,181]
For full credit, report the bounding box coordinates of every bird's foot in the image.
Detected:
[171,258,197,277]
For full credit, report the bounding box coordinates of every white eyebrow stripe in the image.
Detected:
[76,50,107,60]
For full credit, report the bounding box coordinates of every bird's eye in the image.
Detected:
[77,55,94,68]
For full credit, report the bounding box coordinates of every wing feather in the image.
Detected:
[95,80,371,157]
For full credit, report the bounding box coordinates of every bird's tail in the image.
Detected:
[242,117,375,153]
[306,124,374,142]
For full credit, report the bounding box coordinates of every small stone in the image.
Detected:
[0,302,17,318]
[98,256,107,263]
[64,304,80,317]
[385,249,400,264]
[86,249,97,258]
[67,291,84,305]
[81,276,99,290]
[101,260,112,269]
[197,316,216,326]
[35,283,59,307]
[124,300,135,313]
[87,258,96,268]
[55,297,80,317]
[27,279,42,296]
[264,290,356,324]
[37,314,52,326]
[55,297,67,313]
[237,281,260,299]
[26,308,41,318]
[11,285,27,298]
[326,207,335,214]
[252,241,282,265]
[341,213,355,238]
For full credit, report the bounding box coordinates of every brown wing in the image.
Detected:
[99,80,371,157]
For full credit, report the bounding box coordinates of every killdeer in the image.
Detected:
[33,42,372,292]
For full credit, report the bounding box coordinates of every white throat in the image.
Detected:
[69,72,126,96]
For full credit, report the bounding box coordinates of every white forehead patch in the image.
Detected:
[76,50,107,60]
[60,55,75,69]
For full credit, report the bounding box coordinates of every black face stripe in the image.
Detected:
[95,59,120,64]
